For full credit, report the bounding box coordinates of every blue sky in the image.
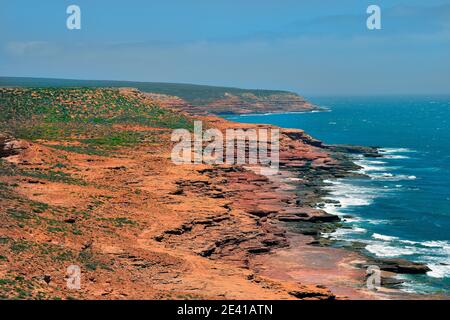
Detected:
[1,0,450,95]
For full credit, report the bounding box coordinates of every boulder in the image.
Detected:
[0,133,28,158]
[368,258,431,274]
[306,213,340,223]
[247,247,271,254]
[247,208,277,217]
[277,215,307,222]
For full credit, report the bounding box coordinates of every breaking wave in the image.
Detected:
[319,146,450,293]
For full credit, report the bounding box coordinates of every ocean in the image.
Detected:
[225,95,450,294]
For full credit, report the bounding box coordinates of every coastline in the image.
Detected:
[219,111,448,298]
[0,88,445,299]
[183,114,429,299]
[218,108,328,118]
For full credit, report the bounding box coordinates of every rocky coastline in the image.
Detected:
[0,88,434,299]
[164,113,431,298]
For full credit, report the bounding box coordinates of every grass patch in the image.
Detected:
[53,250,74,262]
[1,88,188,158]
[30,201,49,214]
[21,169,87,185]
[0,159,17,177]
[99,217,136,227]
[47,227,65,233]
[0,87,193,138]
[2,237,75,263]
[78,250,105,271]
[7,208,31,221]
[47,144,110,156]
[80,130,141,148]
[10,240,33,253]
[48,130,160,156]
[0,275,40,300]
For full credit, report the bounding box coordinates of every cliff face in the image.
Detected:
[145,91,317,115]
[0,88,420,300]
[0,133,29,158]
[0,88,335,300]
[1,77,318,116]
[200,92,317,115]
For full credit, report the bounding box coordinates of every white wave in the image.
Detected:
[365,243,417,257]
[322,195,372,215]
[323,226,367,239]
[320,179,386,217]
[421,240,450,249]
[237,110,326,117]
[362,160,387,165]
[323,160,449,284]
[343,216,363,223]
[365,219,390,225]
[319,166,450,283]
[355,159,388,166]
[324,196,372,208]
[354,160,390,173]
[372,233,399,241]
[398,280,437,294]
[320,205,342,216]
[427,264,450,278]
[368,173,416,181]
[419,241,450,259]
[364,237,450,277]
[378,147,416,160]
[423,249,450,278]
[384,155,410,159]
[379,148,416,154]
[399,239,420,245]
[323,180,380,198]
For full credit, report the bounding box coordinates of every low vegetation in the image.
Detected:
[0,87,189,299]
[0,87,193,155]
[0,77,292,106]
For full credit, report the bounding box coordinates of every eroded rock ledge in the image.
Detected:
[0,133,29,158]
[144,91,319,115]
[0,88,430,299]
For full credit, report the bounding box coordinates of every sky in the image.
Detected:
[1,0,450,95]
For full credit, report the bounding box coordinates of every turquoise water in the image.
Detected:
[225,96,450,294]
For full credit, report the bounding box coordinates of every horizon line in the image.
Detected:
[1,75,450,97]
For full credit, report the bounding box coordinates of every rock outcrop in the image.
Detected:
[144,91,319,115]
[364,258,431,274]
[204,92,318,115]
[0,133,28,158]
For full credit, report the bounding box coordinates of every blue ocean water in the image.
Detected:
[225,96,450,294]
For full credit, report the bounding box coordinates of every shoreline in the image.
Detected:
[198,114,425,299]
[213,107,450,297]
[1,87,446,299]
[219,108,329,118]
[211,112,444,298]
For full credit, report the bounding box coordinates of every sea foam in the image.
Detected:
[365,243,417,257]
[372,233,399,241]
[379,148,416,154]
